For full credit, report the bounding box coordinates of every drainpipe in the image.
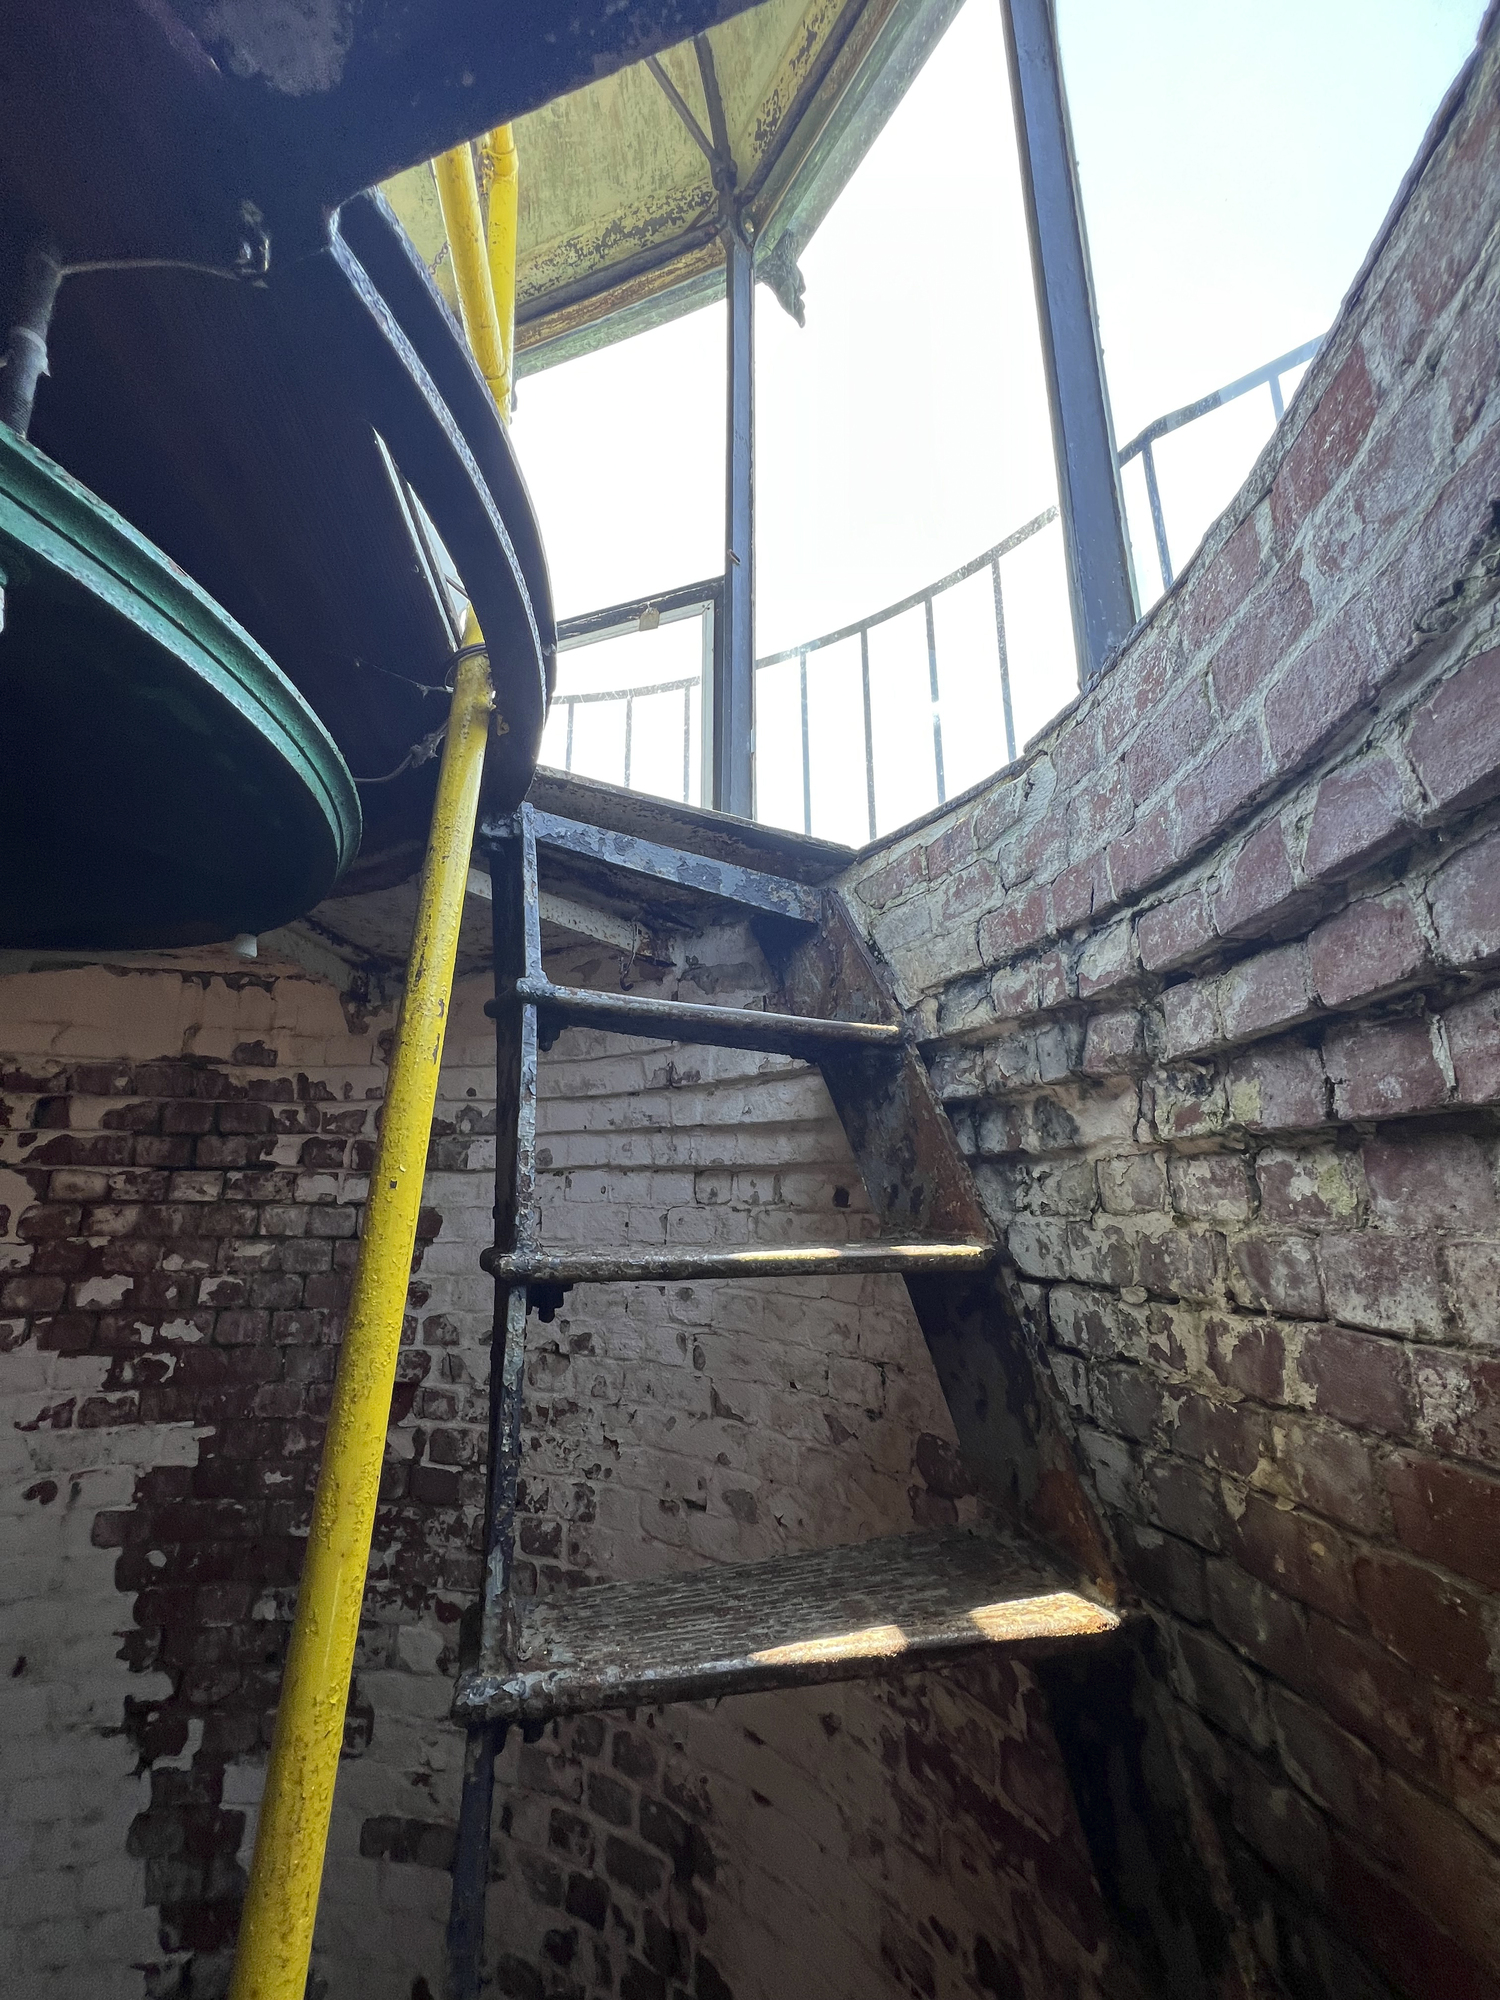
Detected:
[229,137,515,2000]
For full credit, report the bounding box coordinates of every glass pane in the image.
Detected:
[509,306,725,619]
[754,0,1075,801]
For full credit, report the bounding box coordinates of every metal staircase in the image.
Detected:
[442,799,1120,1994]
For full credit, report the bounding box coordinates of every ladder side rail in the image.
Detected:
[445,804,541,2000]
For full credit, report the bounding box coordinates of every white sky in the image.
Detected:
[512,0,1485,840]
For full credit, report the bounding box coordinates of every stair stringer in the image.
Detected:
[769,891,1119,1596]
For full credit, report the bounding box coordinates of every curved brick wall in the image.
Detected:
[844,18,1500,1994]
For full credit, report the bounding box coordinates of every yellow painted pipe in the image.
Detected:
[478,124,519,418]
[433,142,508,413]
[228,625,494,2000]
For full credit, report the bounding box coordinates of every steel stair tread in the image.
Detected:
[453,1524,1120,1724]
[482,1238,994,1284]
[487,976,903,1057]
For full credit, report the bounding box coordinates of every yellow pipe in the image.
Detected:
[478,124,519,418]
[433,141,508,412]
[228,624,494,2000]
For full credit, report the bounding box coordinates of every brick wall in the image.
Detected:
[0,924,1121,1999]
[844,17,1500,1995]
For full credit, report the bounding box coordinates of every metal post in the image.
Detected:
[798,649,812,835]
[715,223,755,816]
[1141,439,1173,592]
[924,595,946,804]
[990,556,1017,765]
[999,0,1135,685]
[859,628,877,842]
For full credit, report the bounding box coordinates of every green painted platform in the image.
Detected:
[0,426,359,949]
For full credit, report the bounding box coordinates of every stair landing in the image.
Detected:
[454,1524,1119,1724]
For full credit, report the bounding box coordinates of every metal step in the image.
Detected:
[453,1524,1120,1724]
[482,1238,995,1285]
[488,975,903,1057]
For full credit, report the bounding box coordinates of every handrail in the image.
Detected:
[1116,336,1322,589]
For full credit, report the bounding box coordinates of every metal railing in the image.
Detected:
[545,336,1322,831]
[754,506,1056,839]
[1117,336,1322,589]
[549,577,719,805]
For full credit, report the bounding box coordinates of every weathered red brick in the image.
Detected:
[1270,1685,1383,1832]
[1363,1131,1498,1230]
[1207,1563,1312,1689]
[1123,679,1215,804]
[1355,1550,1494,1701]
[1387,1453,1500,1592]
[1225,1043,1329,1133]
[1268,1415,1381,1534]
[1304,1611,1436,1778]
[1229,1232,1325,1319]
[1106,803,1175,903]
[1051,852,1108,933]
[1207,1315,1287,1403]
[1168,1153,1254,1224]
[1146,1456,1231,1552]
[1219,943,1315,1043]
[1328,1830,1500,2000]
[1136,888,1214,974]
[1445,988,1500,1102]
[1271,344,1379,544]
[977,887,1048,963]
[1319,1232,1445,1338]
[1407,646,1500,814]
[1171,1389,1268,1476]
[1181,517,1264,656]
[1429,827,1500,967]
[1210,570,1315,718]
[1081,1008,1144,1076]
[1309,887,1429,1007]
[1076,919,1136,999]
[1323,1016,1447,1119]
[1210,822,1298,942]
[1236,1496,1358,1626]
[1298,1324,1412,1436]
[1302,752,1411,883]
[1413,1349,1500,1466]
[1174,724,1267,858]
[1255,1144,1363,1229]
[1264,599,1376,777]
[1160,978,1221,1059]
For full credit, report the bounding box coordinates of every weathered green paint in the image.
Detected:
[0,425,361,949]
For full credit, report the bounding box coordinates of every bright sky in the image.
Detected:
[511,0,1485,840]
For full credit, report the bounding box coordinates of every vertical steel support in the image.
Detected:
[924,596,946,804]
[444,806,541,2000]
[715,223,755,817]
[999,0,1135,685]
[859,629,877,842]
[990,556,1018,765]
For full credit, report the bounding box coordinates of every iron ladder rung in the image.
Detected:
[487,975,903,1057]
[482,1238,994,1285]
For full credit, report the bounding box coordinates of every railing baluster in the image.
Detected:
[623,694,634,790]
[682,684,691,804]
[565,699,575,773]
[1268,372,1285,421]
[1142,440,1173,592]
[924,595,945,806]
[799,649,812,837]
[990,556,1017,767]
[860,627,876,844]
